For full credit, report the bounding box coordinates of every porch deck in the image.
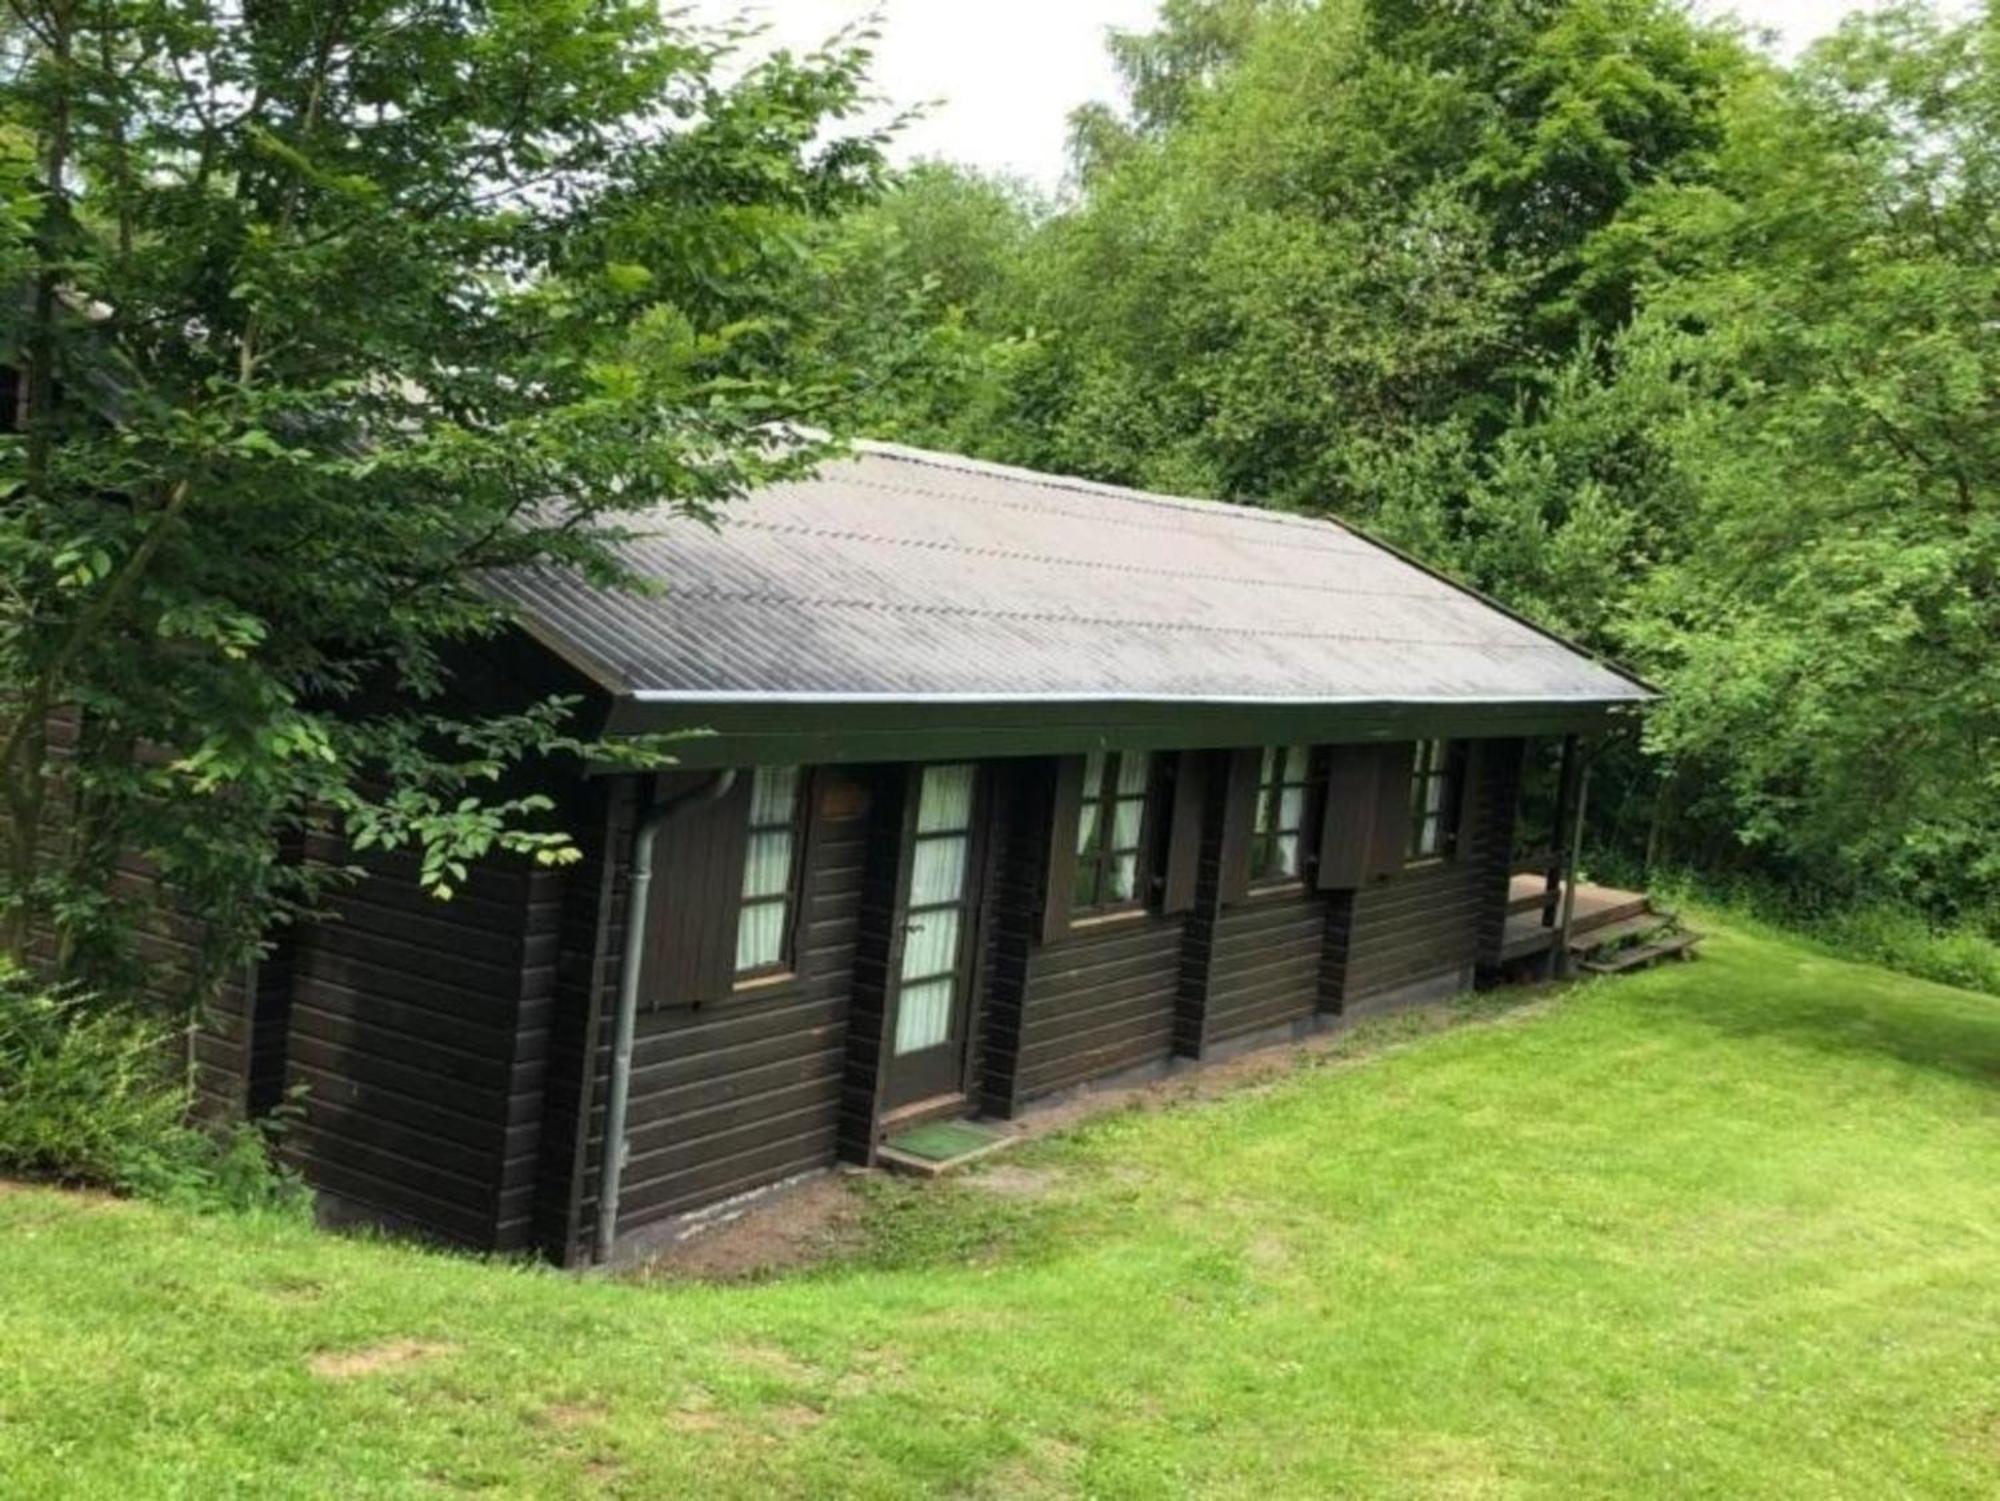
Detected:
[1500,874,1651,963]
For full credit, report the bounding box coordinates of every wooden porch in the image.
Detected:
[1496,731,1699,978]
[1501,870,1700,974]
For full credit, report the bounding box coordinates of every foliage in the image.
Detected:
[1650,871,2000,998]
[807,0,1995,923]
[0,2,887,1005]
[0,961,300,1209]
[1615,4,2000,917]
[2,923,1997,1495]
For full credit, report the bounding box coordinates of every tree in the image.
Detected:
[860,0,1747,618]
[1616,2,2000,918]
[0,1,886,1004]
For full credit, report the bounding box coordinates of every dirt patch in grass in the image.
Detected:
[308,1338,455,1379]
[963,1163,1064,1199]
[724,1342,821,1384]
[539,1401,609,1432]
[973,1436,1084,1499]
[665,1403,731,1435]
[766,1403,825,1432]
[628,1172,868,1284]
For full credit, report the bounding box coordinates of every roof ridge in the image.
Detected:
[793,472,1373,555]
[849,439,1350,538]
[659,583,1575,651]
[707,514,1470,604]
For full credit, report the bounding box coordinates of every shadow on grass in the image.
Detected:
[1634,949,2000,1091]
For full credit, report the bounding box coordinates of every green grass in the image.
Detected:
[3,923,1998,1499]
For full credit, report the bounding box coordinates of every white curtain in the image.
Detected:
[1076,799,1102,855]
[749,765,799,826]
[1278,785,1305,833]
[917,764,975,833]
[895,978,953,1055]
[1111,797,1144,848]
[736,902,785,971]
[741,830,793,899]
[1116,752,1151,797]
[1108,851,1139,901]
[910,836,967,906]
[901,907,961,981]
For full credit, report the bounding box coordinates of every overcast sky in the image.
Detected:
[692,1,1949,190]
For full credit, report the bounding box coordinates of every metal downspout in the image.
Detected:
[594,769,738,1266]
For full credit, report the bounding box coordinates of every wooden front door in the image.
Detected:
[883,763,984,1111]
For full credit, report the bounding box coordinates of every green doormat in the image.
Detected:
[884,1119,1004,1163]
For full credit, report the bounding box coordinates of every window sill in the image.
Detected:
[729,969,798,997]
[1069,905,1151,931]
[1244,878,1309,901]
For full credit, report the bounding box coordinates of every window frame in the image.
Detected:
[732,765,809,987]
[1247,744,1315,889]
[1070,749,1158,919]
[1405,739,1464,864]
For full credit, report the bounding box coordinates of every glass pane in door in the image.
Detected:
[895,764,976,1058]
[900,908,961,982]
[895,978,954,1056]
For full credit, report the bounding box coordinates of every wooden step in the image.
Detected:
[1567,894,1652,935]
[1568,911,1676,954]
[1580,930,1702,975]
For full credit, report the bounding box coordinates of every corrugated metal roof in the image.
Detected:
[489,441,1650,709]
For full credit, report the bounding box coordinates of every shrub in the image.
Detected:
[1649,873,2000,999]
[1811,906,2000,1000]
[0,964,304,1213]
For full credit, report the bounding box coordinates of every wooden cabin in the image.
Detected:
[199,442,1650,1264]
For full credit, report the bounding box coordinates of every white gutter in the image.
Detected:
[624,690,1653,706]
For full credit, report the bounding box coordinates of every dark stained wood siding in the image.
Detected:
[1173,749,1231,1058]
[838,766,909,1162]
[282,834,547,1250]
[1015,913,1184,1099]
[972,760,1046,1117]
[532,779,629,1264]
[1474,739,1526,966]
[1205,888,1328,1043]
[978,757,1187,1108]
[1325,737,1521,1006]
[570,766,878,1240]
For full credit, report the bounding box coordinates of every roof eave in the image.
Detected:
[595,692,1650,771]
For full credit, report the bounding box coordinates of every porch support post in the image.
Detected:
[1553,741,1593,979]
[1543,732,1580,931]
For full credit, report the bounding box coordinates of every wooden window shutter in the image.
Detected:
[639,771,753,1007]
[1366,742,1416,880]
[1316,744,1380,891]
[1216,748,1262,907]
[1159,751,1208,914]
[1040,755,1087,946]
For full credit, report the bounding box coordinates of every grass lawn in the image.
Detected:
[3,922,1998,1499]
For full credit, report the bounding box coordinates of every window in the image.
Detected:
[1407,739,1461,861]
[1249,744,1313,885]
[734,765,804,979]
[1073,751,1153,915]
